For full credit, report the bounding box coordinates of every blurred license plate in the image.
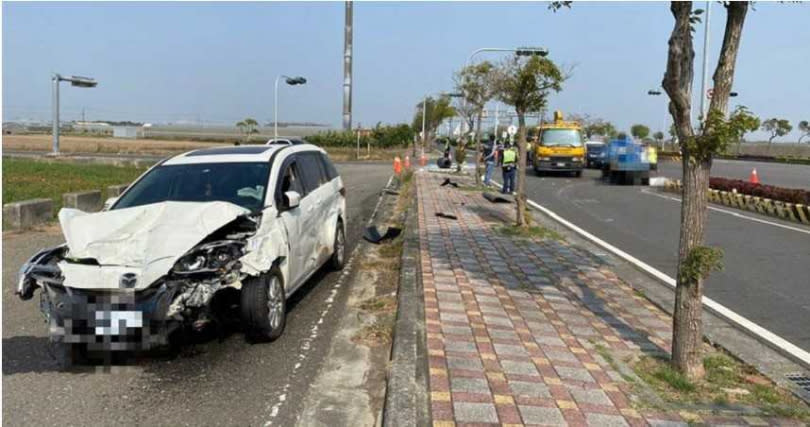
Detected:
[556,162,566,167]
[95,310,143,336]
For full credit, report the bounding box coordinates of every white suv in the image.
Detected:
[17,143,346,364]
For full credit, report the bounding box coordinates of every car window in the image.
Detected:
[297,152,328,193]
[114,162,270,211]
[279,160,304,197]
[319,152,339,181]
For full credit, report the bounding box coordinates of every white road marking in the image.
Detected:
[490,179,810,368]
[640,188,810,236]
[264,174,394,425]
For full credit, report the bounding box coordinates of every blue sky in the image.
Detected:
[3,1,809,140]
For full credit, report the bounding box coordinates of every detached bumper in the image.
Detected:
[43,284,178,351]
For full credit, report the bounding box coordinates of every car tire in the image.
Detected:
[241,268,286,342]
[329,220,346,271]
[574,170,582,178]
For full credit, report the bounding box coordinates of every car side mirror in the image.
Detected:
[102,197,118,211]
[283,191,301,210]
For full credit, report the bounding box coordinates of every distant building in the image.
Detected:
[113,125,139,139]
[74,121,112,134]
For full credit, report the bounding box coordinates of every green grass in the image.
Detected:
[496,224,563,241]
[2,158,146,216]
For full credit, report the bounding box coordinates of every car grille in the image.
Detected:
[550,156,573,163]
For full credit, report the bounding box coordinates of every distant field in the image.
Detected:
[2,158,147,215]
[2,134,407,162]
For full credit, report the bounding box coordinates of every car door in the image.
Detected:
[275,157,310,288]
[296,152,330,271]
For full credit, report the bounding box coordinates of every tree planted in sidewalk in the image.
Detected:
[550,1,754,380]
[662,1,753,380]
[493,55,566,227]
[455,61,496,185]
[412,96,456,153]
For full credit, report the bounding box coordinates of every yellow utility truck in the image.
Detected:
[532,111,585,177]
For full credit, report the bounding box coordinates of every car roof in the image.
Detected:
[162,143,325,165]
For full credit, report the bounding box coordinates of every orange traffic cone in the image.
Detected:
[749,168,759,184]
[404,155,411,169]
[393,156,402,175]
[420,153,427,167]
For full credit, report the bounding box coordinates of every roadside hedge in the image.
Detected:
[709,177,810,205]
[306,124,414,148]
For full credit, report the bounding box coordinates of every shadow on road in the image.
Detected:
[2,335,62,375]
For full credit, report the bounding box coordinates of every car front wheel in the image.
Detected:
[241,268,286,342]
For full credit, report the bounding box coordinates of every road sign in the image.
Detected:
[507,125,518,136]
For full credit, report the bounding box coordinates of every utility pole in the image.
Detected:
[699,0,711,121]
[342,1,353,130]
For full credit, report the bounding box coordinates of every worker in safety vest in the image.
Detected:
[501,143,517,194]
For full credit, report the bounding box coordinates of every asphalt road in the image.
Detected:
[521,165,810,353]
[2,162,392,426]
[657,158,810,190]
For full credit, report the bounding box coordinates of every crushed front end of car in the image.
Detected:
[16,201,265,363]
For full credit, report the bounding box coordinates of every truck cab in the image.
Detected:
[532,111,585,177]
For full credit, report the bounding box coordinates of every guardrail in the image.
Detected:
[663,180,810,225]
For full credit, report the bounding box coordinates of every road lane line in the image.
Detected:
[490,179,810,368]
[641,188,810,235]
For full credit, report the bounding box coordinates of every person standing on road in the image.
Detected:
[483,134,497,186]
[501,142,517,194]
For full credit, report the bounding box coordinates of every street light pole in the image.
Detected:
[52,74,60,154]
[51,73,97,155]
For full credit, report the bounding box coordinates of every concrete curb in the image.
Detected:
[383,181,431,427]
[2,198,53,230]
[663,179,810,225]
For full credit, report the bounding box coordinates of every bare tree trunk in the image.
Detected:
[515,112,528,227]
[663,1,749,381]
[672,155,710,379]
[474,110,483,185]
[663,1,704,380]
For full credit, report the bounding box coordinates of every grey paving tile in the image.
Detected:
[567,386,613,406]
[501,360,539,376]
[544,349,579,363]
[494,343,529,356]
[441,325,472,336]
[440,312,469,323]
[447,356,484,371]
[483,315,513,327]
[555,366,595,382]
[444,341,478,353]
[508,380,551,398]
[518,405,566,425]
[586,413,629,427]
[453,402,498,423]
[450,377,491,394]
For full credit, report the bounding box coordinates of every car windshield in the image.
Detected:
[541,129,583,147]
[114,162,271,211]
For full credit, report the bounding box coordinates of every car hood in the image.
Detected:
[57,201,250,290]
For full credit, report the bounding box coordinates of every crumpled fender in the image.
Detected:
[240,208,290,282]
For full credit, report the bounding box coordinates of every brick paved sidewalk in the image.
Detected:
[416,173,797,427]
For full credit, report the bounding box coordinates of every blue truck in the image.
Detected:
[601,136,651,185]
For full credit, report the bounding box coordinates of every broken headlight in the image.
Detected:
[172,241,244,274]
